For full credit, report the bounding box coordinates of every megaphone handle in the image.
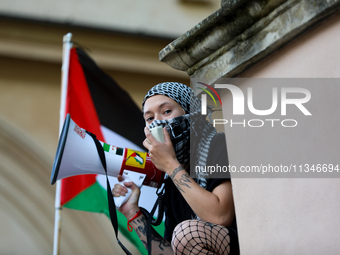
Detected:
[114,182,132,208]
[114,170,146,208]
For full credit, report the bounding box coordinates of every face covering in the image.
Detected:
[143,82,218,189]
[148,114,190,164]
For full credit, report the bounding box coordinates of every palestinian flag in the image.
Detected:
[61,47,164,254]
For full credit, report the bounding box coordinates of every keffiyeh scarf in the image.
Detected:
[143,82,217,188]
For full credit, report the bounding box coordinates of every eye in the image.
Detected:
[163,109,172,115]
[146,116,154,122]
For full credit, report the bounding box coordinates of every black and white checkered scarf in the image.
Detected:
[142,82,217,188]
[148,114,191,164]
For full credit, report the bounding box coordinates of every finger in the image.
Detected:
[112,186,124,197]
[112,190,122,197]
[117,175,125,182]
[121,181,141,199]
[163,127,172,144]
[143,139,151,150]
[113,183,128,194]
[144,126,157,144]
[123,181,139,191]
[111,188,117,196]
[114,183,127,190]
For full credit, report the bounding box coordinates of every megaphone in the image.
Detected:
[51,114,164,205]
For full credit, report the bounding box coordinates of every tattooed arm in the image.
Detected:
[128,210,173,255]
[113,177,172,255]
[167,165,234,227]
[143,127,235,227]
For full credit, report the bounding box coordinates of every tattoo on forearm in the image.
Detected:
[169,165,184,179]
[173,180,185,193]
[135,217,147,237]
[170,167,192,193]
[155,236,171,251]
[134,215,170,252]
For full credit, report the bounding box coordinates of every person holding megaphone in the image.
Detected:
[112,82,239,255]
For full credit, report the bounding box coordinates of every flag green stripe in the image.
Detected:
[63,181,165,255]
[103,143,110,152]
[63,181,108,213]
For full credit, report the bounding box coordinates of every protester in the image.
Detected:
[113,82,239,255]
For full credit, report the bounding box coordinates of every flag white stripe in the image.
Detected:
[101,125,144,152]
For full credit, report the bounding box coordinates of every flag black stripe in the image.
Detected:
[76,48,145,149]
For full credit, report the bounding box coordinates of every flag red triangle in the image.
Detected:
[60,48,105,206]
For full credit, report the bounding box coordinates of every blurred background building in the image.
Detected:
[0,0,222,254]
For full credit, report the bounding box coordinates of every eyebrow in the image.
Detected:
[143,102,172,117]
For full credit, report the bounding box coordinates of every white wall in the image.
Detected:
[222,12,340,254]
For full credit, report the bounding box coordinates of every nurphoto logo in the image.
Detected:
[196,82,312,128]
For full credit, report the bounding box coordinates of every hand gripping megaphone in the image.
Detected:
[51,114,164,207]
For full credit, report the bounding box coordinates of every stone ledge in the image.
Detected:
[159,0,286,71]
[159,0,340,82]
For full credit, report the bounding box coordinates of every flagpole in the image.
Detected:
[53,32,73,255]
